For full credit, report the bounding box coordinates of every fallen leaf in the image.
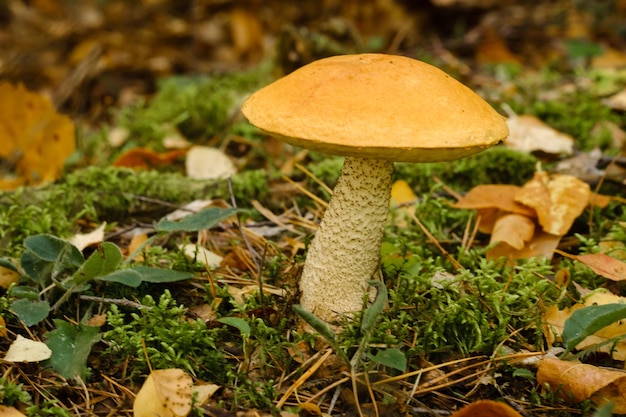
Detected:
[543,292,626,359]
[179,244,223,268]
[113,147,187,169]
[0,82,75,189]
[453,184,536,217]
[69,223,106,252]
[192,383,220,405]
[475,27,520,65]
[0,316,7,338]
[515,171,590,236]
[0,405,27,417]
[390,179,417,227]
[490,213,535,250]
[133,369,193,417]
[555,250,626,281]
[0,265,20,289]
[4,334,52,362]
[537,356,626,413]
[487,230,561,261]
[603,88,626,111]
[185,146,236,180]
[450,399,523,417]
[504,115,574,156]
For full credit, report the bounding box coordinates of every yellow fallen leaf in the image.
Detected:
[0,264,20,289]
[0,82,75,189]
[389,180,417,227]
[515,171,590,236]
[543,292,626,359]
[538,356,626,413]
[185,146,236,180]
[134,369,193,417]
[0,315,7,338]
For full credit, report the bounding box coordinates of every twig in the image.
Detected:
[78,295,149,310]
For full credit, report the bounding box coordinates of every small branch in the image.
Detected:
[79,295,149,310]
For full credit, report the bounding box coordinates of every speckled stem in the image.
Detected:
[299,157,394,322]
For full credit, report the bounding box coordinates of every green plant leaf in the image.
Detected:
[562,303,626,350]
[24,234,83,266]
[9,285,40,301]
[129,266,194,283]
[367,348,406,372]
[98,269,143,287]
[361,280,387,335]
[45,320,101,380]
[155,207,240,232]
[19,251,54,286]
[293,304,350,366]
[10,299,51,326]
[0,257,18,272]
[71,242,123,285]
[218,317,251,337]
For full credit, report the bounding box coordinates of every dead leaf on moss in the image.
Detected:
[453,184,535,217]
[515,171,590,236]
[133,368,193,417]
[505,115,574,155]
[185,146,236,180]
[112,147,187,169]
[556,250,626,281]
[603,88,626,111]
[487,230,561,261]
[489,213,535,250]
[450,399,523,417]
[537,356,626,413]
[390,179,417,227]
[0,82,75,189]
[0,316,7,338]
[543,292,626,359]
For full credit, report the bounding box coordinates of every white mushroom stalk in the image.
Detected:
[299,157,393,321]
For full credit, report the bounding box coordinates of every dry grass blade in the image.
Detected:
[276,348,333,408]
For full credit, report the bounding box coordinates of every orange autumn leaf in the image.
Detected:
[0,82,75,189]
[537,356,626,413]
[515,171,590,236]
[113,147,187,169]
[490,213,535,250]
[487,230,561,262]
[555,250,626,281]
[450,400,522,417]
[453,184,536,217]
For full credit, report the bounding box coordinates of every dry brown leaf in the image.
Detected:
[133,369,193,417]
[515,171,590,236]
[453,184,536,217]
[475,27,520,65]
[113,147,187,169]
[0,82,75,189]
[487,230,561,261]
[490,213,535,250]
[504,115,574,156]
[537,356,626,413]
[450,399,523,417]
[556,250,626,281]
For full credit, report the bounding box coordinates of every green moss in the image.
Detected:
[0,166,269,257]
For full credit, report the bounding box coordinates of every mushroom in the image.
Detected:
[242,53,509,322]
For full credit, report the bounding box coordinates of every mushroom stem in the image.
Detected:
[300,156,394,322]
